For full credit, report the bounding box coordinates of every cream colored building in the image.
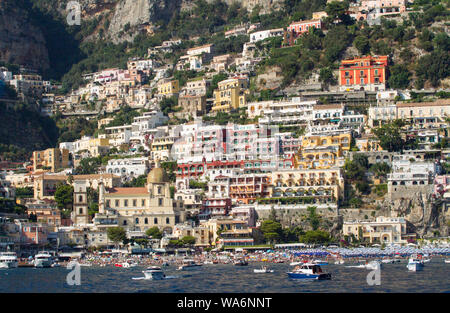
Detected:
[269,168,345,204]
[94,162,185,234]
[201,218,254,247]
[343,216,413,245]
[173,224,211,246]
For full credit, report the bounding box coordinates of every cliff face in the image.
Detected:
[0,2,50,72]
[386,192,449,238]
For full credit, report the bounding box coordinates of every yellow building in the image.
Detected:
[74,136,110,157]
[157,80,180,97]
[294,133,351,169]
[32,148,70,172]
[173,224,211,247]
[212,77,249,113]
[269,168,345,204]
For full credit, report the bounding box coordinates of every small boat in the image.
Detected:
[287,263,331,280]
[365,261,382,270]
[142,266,166,280]
[253,266,274,273]
[312,259,328,266]
[381,259,400,264]
[290,261,303,266]
[0,252,18,269]
[233,259,248,266]
[34,251,53,268]
[407,257,424,272]
[274,259,284,263]
[177,259,201,270]
[203,260,213,265]
[334,259,345,265]
[51,262,61,268]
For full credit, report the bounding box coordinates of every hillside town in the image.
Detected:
[0,0,449,257]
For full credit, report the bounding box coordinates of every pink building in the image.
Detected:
[287,19,322,36]
[434,175,450,198]
[360,0,407,12]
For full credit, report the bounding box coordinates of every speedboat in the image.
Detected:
[142,266,166,280]
[365,261,382,270]
[233,259,248,266]
[0,252,18,269]
[254,266,274,273]
[312,259,328,266]
[287,263,331,280]
[177,259,201,270]
[34,251,53,268]
[407,257,424,272]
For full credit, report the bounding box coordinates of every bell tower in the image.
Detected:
[72,180,89,225]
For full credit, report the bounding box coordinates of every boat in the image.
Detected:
[365,260,382,270]
[34,251,53,268]
[312,259,328,266]
[287,263,331,280]
[253,266,274,273]
[142,266,166,280]
[51,262,61,268]
[407,257,424,272]
[177,259,201,270]
[381,259,400,264]
[334,259,345,265]
[203,260,214,265]
[444,259,450,264]
[289,261,303,266]
[233,259,248,266]
[0,252,18,269]
[121,260,138,268]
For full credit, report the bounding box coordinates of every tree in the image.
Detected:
[370,162,391,179]
[146,226,162,239]
[54,184,73,210]
[388,64,411,89]
[306,206,320,231]
[299,230,331,244]
[354,35,370,55]
[260,219,282,244]
[343,159,366,182]
[107,227,127,247]
[181,235,196,246]
[372,122,405,152]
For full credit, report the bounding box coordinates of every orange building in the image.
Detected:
[339,55,388,92]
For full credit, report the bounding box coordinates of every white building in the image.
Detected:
[106,157,150,178]
[249,28,284,43]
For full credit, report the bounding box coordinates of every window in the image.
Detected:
[124,200,128,207]
[159,198,163,206]
[79,208,83,214]
[166,217,170,224]
[157,186,162,194]
[115,200,119,207]
[154,218,158,224]
[144,218,148,224]
[142,199,145,206]
[135,218,139,224]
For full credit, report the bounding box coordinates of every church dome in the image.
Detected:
[147,160,170,184]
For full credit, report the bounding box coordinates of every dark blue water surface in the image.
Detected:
[1,260,449,293]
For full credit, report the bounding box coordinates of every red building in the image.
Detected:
[284,19,322,45]
[339,55,388,92]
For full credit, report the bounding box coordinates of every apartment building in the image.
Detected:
[212,77,249,113]
[339,55,388,91]
[32,148,70,172]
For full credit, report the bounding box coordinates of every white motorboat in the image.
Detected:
[253,266,274,273]
[381,259,400,264]
[444,259,450,264]
[34,251,53,268]
[0,252,18,269]
[407,257,424,272]
[365,261,382,270]
[177,259,201,270]
[334,259,345,265]
[121,260,138,268]
[287,263,331,280]
[142,266,166,280]
[289,261,303,266]
[312,259,328,266]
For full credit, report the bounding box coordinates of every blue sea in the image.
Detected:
[1,260,449,293]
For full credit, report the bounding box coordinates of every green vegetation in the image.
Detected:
[372,121,405,152]
[107,227,127,247]
[15,187,34,199]
[145,226,163,239]
[299,230,331,244]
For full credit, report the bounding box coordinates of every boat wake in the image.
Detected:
[132,275,178,280]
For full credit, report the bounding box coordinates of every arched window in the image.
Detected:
[154,218,158,224]
[79,195,83,202]
[79,208,83,214]
[123,220,127,225]
[135,218,139,224]
[166,217,170,224]
[144,218,148,224]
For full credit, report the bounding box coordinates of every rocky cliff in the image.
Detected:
[0,2,50,72]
